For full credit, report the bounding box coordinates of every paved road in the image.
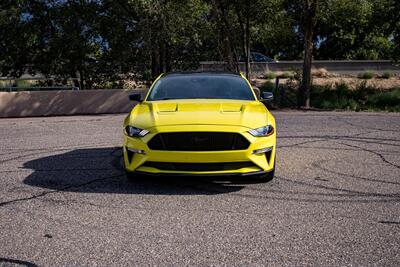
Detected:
[0,112,399,266]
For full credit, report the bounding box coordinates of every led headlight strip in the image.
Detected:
[124,126,149,137]
[248,125,274,137]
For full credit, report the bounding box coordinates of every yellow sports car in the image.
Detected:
[123,72,276,181]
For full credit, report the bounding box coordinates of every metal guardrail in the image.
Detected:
[199,60,400,74]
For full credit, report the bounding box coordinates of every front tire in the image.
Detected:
[126,171,138,181]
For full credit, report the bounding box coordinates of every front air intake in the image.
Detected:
[147,132,250,151]
[142,161,257,171]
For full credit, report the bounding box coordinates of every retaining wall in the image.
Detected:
[0,89,141,118]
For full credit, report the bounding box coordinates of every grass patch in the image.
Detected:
[358,71,375,79]
[311,82,400,112]
[366,88,400,110]
[381,71,394,79]
[15,80,33,88]
[279,71,294,79]
[0,80,10,89]
[264,72,277,79]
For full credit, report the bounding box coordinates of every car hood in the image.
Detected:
[128,99,270,130]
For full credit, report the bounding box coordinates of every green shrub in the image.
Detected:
[292,69,302,81]
[353,81,375,99]
[310,81,400,111]
[366,88,400,111]
[279,71,294,79]
[381,72,394,79]
[0,81,9,89]
[142,70,153,82]
[264,72,276,79]
[358,71,375,79]
[311,83,357,111]
[15,80,32,88]
[260,81,275,92]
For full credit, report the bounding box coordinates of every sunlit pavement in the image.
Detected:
[0,111,399,266]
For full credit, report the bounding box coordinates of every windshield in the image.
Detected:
[146,74,256,101]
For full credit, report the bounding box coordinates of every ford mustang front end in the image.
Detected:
[123,72,276,180]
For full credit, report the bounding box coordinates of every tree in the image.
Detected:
[388,0,400,62]
[0,0,37,77]
[211,0,286,77]
[233,0,251,79]
[145,0,213,77]
[1,0,397,90]
[316,0,395,60]
[299,0,318,108]
[210,0,240,72]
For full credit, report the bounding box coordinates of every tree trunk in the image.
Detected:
[70,71,80,90]
[299,0,318,108]
[78,69,85,90]
[211,0,239,73]
[160,10,167,73]
[245,0,251,80]
[235,6,246,73]
[151,47,160,78]
[165,44,171,72]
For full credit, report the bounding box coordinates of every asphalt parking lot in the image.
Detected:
[0,111,399,266]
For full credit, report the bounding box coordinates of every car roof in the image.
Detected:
[162,71,242,78]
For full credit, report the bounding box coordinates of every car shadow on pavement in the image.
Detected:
[0,258,38,267]
[23,147,265,195]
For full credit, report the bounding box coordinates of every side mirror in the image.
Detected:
[129,93,142,102]
[253,87,261,100]
[261,92,274,102]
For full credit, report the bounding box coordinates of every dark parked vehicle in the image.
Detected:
[239,52,276,63]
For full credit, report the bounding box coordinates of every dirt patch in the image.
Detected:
[254,71,400,90]
[312,77,400,90]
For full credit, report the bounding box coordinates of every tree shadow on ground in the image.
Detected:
[23,147,266,195]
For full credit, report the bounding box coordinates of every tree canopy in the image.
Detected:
[0,0,399,86]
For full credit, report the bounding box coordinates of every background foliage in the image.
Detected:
[0,0,399,87]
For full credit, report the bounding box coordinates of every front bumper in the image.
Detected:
[129,170,271,177]
[123,125,276,176]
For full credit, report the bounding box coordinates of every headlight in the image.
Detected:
[124,126,149,137]
[248,125,274,137]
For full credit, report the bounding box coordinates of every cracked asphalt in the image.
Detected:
[0,111,399,266]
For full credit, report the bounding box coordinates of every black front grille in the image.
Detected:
[143,161,256,171]
[147,132,250,151]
